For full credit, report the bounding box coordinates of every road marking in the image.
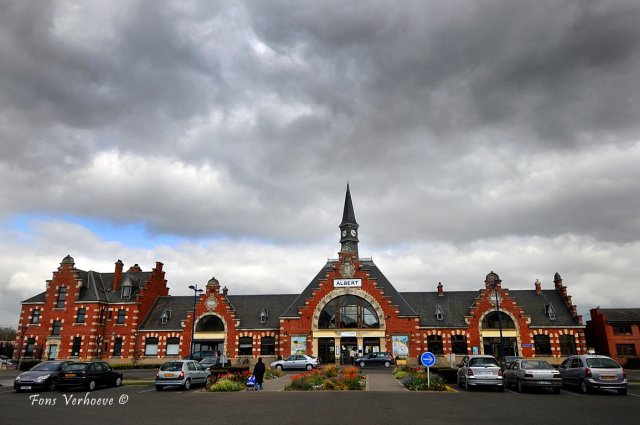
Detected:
[560,390,580,396]
[137,388,156,393]
[505,388,519,395]
[627,392,640,397]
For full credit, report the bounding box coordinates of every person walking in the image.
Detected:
[253,357,266,390]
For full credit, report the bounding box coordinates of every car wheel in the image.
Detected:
[384,361,390,368]
[155,385,162,391]
[88,380,97,391]
[47,379,57,391]
[360,361,366,368]
[306,364,313,371]
[580,380,591,394]
[517,379,524,393]
[114,377,122,387]
[183,378,191,390]
[617,388,627,395]
[553,387,561,394]
[276,365,283,371]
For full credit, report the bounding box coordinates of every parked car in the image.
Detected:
[56,362,123,391]
[199,356,219,369]
[270,354,319,371]
[14,360,74,392]
[503,359,561,393]
[155,360,211,391]
[355,352,395,368]
[558,354,627,395]
[183,350,216,362]
[498,355,524,369]
[457,355,504,391]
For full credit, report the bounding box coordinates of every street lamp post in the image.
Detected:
[188,284,203,360]
[490,282,505,360]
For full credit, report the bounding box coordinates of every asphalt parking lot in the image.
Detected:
[1,369,639,425]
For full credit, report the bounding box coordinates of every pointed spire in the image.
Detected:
[339,183,359,256]
[341,183,358,227]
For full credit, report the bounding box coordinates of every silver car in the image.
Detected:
[503,359,562,393]
[270,354,319,371]
[558,355,627,395]
[457,355,504,391]
[155,360,211,391]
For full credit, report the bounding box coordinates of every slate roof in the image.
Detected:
[599,308,640,323]
[227,294,298,330]
[139,296,193,331]
[281,263,335,317]
[21,269,151,304]
[508,290,581,327]
[400,291,479,327]
[23,292,46,303]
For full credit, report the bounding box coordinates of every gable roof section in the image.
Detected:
[401,291,478,327]
[227,294,298,329]
[599,308,640,323]
[281,263,334,317]
[508,290,581,327]
[139,296,193,331]
[22,292,46,303]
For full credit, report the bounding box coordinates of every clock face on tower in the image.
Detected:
[350,229,357,237]
[342,230,347,237]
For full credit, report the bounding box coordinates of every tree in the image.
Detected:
[0,327,17,342]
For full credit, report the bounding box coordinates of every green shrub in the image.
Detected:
[265,367,285,379]
[209,378,243,392]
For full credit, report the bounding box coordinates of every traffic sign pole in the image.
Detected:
[420,351,436,389]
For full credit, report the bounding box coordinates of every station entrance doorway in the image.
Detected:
[318,338,335,364]
[340,337,357,365]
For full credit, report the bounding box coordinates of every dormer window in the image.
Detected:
[160,309,171,324]
[434,305,444,321]
[121,281,132,298]
[545,303,557,320]
[259,308,268,324]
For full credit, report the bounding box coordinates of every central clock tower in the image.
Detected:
[339,184,359,256]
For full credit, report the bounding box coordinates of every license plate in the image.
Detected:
[601,375,616,381]
[65,374,75,377]
[22,386,31,390]
[163,373,173,377]
[479,371,493,375]
[538,381,550,385]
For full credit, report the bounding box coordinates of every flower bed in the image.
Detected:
[393,365,448,391]
[207,367,285,392]
[285,365,365,391]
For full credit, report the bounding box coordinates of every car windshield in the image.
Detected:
[160,362,184,371]
[521,360,552,369]
[586,358,620,369]
[200,357,214,363]
[469,358,498,367]
[31,362,61,371]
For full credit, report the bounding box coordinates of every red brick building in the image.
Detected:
[586,308,640,366]
[16,185,586,366]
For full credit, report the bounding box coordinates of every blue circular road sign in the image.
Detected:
[420,351,436,367]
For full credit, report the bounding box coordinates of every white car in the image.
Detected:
[270,354,319,371]
[155,360,211,391]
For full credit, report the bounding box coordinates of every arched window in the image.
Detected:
[318,295,379,329]
[482,311,516,329]
[196,315,225,332]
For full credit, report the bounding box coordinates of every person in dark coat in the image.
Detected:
[253,357,266,390]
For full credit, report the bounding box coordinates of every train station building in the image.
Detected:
[16,185,587,366]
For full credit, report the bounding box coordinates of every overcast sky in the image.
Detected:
[2,0,640,328]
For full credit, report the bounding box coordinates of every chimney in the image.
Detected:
[155,261,163,272]
[553,272,563,290]
[535,279,542,294]
[222,286,228,297]
[437,282,444,296]
[129,263,142,272]
[112,260,124,292]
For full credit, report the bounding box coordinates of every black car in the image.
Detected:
[355,352,396,368]
[14,361,74,392]
[56,362,123,391]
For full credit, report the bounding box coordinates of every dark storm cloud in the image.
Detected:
[1,0,640,245]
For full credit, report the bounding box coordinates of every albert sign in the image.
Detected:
[334,279,362,287]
